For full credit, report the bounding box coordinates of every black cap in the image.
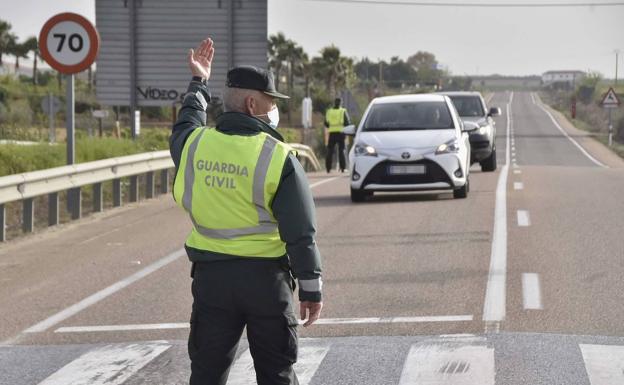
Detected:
[226,65,290,99]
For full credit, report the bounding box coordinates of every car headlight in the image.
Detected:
[354,143,377,157]
[478,121,489,135]
[435,139,461,155]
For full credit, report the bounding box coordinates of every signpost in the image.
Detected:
[39,12,100,164]
[601,87,621,147]
[41,94,61,142]
[92,109,109,137]
[39,13,100,220]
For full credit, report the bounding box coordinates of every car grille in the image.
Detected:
[361,159,452,186]
[470,140,490,149]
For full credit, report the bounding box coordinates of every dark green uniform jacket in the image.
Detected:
[170,79,322,302]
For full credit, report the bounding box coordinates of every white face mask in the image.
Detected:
[255,105,280,129]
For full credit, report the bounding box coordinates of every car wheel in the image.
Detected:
[480,148,497,172]
[453,177,469,199]
[350,188,370,203]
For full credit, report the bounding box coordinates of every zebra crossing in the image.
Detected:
[2,334,624,385]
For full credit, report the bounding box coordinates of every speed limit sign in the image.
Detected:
[39,13,99,74]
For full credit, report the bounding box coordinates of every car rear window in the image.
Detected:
[362,101,455,131]
[448,96,485,117]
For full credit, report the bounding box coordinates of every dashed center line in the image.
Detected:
[522,273,543,310]
[514,182,523,190]
[517,210,531,227]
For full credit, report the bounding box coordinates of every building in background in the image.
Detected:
[95,0,268,111]
[541,70,586,87]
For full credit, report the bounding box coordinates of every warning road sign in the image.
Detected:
[601,87,621,109]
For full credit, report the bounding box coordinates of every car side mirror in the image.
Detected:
[462,121,478,133]
[343,125,356,136]
[488,107,502,117]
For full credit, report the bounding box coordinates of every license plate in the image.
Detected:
[388,165,426,175]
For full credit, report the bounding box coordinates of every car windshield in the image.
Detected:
[363,101,454,131]
[448,96,485,117]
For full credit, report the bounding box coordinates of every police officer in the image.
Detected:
[170,38,323,385]
[324,97,351,173]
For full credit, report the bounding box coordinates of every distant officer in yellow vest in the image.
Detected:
[324,97,351,173]
[170,37,323,385]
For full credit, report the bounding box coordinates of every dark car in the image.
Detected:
[439,91,501,172]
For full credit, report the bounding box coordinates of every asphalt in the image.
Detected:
[1,91,624,384]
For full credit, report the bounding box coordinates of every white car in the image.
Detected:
[344,94,474,202]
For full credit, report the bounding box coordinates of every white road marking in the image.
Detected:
[315,315,473,325]
[522,273,543,310]
[23,249,186,334]
[517,210,531,227]
[580,344,624,385]
[513,169,521,174]
[399,339,495,385]
[228,345,329,385]
[54,315,475,333]
[309,176,341,188]
[532,92,607,168]
[56,323,190,333]
[37,341,170,385]
[483,92,512,329]
[514,182,524,190]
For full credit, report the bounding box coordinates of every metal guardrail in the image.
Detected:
[290,143,322,172]
[0,144,320,242]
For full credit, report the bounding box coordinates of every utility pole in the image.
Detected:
[378,59,383,95]
[615,49,620,86]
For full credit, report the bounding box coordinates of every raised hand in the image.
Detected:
[187,38,215,80]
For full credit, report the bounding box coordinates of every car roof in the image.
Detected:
[437,91,483,97]
[372,94,448,104]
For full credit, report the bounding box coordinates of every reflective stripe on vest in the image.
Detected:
[180,128,278,239]
[326,108,346,133]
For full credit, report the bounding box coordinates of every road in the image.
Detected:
[2,91,624,384]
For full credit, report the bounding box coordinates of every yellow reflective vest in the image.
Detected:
[326,107,346,133]
[173,127,293,258]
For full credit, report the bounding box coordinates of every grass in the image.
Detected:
[0,129,170,177]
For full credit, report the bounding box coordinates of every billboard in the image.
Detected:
[95,0,268,107]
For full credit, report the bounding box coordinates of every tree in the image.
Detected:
[23,36,38,84]
[7,35,28,72]
[268,32,289,92]
[0,19,12,66]
[283,41,308,125]
[407,51,442,86]
[311,45,352,98]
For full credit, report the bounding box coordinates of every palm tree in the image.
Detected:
[7,35,28,73]
[268,32,289,91]
[0,20,12,67]
[23,36,38,84]
[312,45,351,99]
[283,41,308,125]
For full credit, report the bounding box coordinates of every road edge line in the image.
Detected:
[532,92,608,168]
[483,91,512,332]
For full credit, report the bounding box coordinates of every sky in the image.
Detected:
[0,0,622,77]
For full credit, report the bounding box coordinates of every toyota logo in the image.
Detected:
[401,152,411,159]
